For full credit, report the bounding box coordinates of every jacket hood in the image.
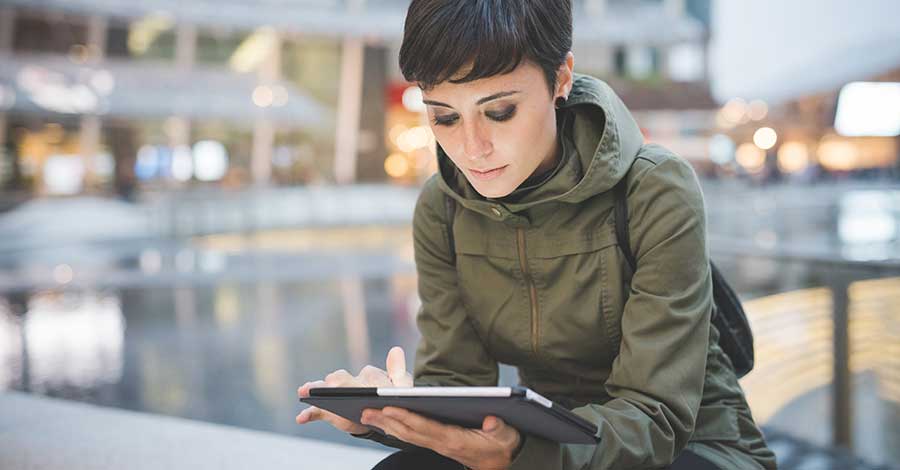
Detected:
[435,74,644,218]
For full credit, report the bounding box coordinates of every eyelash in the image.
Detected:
[431,107,517,127]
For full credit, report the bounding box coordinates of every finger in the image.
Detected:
[386,347,413,387]
[378,408,472,458]
[298,406,366,434]
[481,416,519,447]
[295,406,323,424]
[365,411,436,449]
[482,415,500,432]
[324,369,353,386]
[482,415,514,436]
[357,365,392,387]
[298,380,327,398]
[381,407,455,439]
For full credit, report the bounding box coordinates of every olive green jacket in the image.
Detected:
[360,74,776,469]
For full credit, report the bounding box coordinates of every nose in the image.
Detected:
[462,121,492,161]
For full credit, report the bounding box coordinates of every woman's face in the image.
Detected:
[421,57,573,199]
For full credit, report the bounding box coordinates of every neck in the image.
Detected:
[523,120,563,186]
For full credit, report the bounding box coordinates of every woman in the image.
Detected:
[297,1,777,469]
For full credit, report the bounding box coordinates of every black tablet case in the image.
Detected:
[300,386,599,445]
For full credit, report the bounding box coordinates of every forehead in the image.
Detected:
[422,60,544,100]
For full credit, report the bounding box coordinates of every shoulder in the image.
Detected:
[630,144,697,182]
[414,174,450,229]
[626,143,704,206]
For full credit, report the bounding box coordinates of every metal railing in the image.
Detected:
[711,238,900,457]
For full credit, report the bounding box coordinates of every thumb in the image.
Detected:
[386,346,411,386]
[482,416,502,433]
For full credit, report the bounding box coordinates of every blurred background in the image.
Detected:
[0,0,898,468]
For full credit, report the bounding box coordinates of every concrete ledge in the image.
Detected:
[0,392,389,470]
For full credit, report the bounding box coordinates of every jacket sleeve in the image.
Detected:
[510,155,714,469]
[352,181,499,450]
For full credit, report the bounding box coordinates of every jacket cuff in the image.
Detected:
[508,435,561,470]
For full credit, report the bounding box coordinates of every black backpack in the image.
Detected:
[443,178,755,379]
[612,177,755,378]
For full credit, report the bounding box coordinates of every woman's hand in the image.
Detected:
[360,407,522,470]
[296,346,413,435]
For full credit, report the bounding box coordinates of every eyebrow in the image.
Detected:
[422,90,521,109]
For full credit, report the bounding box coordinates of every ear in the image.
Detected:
[555,51,576,99]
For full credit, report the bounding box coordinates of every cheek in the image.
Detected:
[433,131,466,166]
[501,112,554,162]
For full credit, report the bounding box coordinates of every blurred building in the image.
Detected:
[0,0,713,197]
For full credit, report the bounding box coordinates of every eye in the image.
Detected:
[432,114,459,127]
[486,106,516,122]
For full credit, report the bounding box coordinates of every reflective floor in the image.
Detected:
[0,279,424,448]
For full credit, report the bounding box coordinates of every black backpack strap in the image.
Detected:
[613,177,636,274]
[444,195,457,264]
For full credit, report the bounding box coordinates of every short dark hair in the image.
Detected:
[399,0,573,95]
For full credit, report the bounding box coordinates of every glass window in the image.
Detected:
[281,37,341,107]
[106,17,177,61]
[13,9,88,55]
[196,28,250,67]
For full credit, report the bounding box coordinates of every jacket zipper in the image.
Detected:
[516,227,540,355]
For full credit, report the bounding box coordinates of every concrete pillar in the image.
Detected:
[250,31,281,187]
[0,7,14,55]
[80,14,107,190]
[251,119,274,186]
[333,38,364,184]
[258,30,282,82]
[80,115,101,190]
[164,116,191,187]
[165,116,191,149]
[172,24,195,182]
[86,15,107,62]
[175,23,197,71]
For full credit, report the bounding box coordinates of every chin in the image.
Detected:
[471,182,515,199]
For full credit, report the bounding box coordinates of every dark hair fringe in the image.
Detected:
[399,0,572,95]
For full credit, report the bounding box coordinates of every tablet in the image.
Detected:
[300,386,599,445]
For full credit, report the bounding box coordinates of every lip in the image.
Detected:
[468,165,508,181]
